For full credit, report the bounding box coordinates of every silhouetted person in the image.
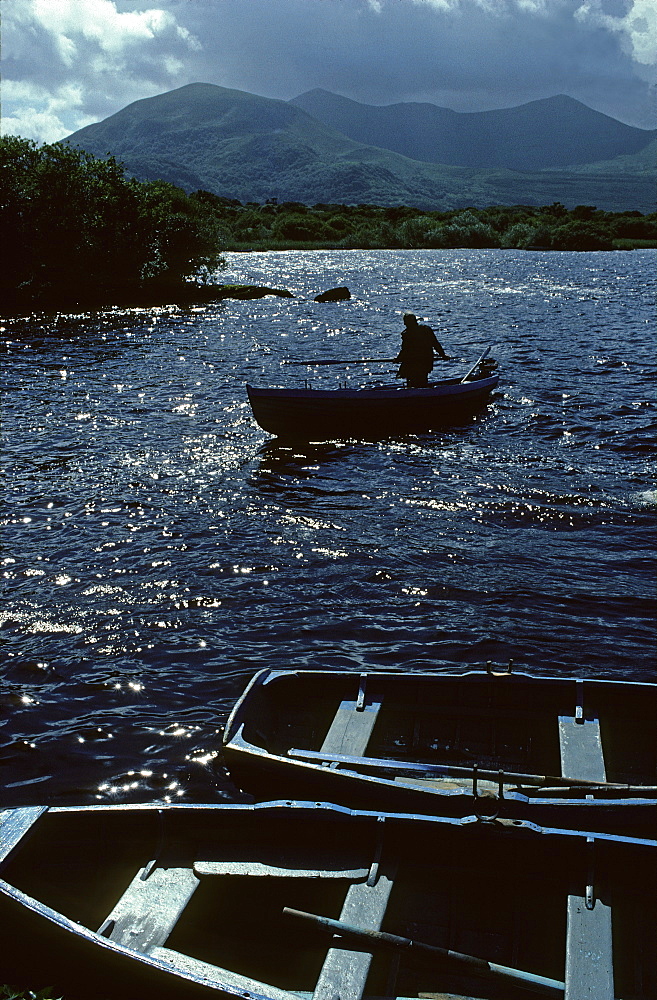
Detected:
[396,313,450,388]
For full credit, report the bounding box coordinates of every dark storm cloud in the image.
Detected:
[3,0,655,143]
[172,0,657,125]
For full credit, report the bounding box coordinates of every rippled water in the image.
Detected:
[1,249,655,806]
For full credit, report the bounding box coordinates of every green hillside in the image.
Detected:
[65,83,656,213]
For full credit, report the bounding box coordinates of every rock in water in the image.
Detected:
[314,286,351,302]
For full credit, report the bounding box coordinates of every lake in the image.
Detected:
[1,248,655,806]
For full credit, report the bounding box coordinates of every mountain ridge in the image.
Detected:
[64,83,657,213]
[289,88,655,170]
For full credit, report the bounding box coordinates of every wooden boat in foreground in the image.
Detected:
[1,800,655,1000]
[222,668,657,835]
[246,371,500,439]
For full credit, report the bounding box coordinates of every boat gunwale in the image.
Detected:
[0,875,284,1000]
[246,373,499,401]
[224,666,657,739]
[224,731,657,811]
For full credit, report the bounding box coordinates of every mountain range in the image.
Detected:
[65,83,656,213]
[291,89,653,171]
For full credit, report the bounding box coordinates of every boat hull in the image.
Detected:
[247,374,499,439]
[1,801,655,1000]
[223,669,657,836]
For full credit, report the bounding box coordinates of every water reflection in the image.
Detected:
[253,439,359,480]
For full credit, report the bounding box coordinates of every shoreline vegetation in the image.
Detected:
[2,136,656,316]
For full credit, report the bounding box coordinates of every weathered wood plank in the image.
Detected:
[558,717,607,782]
[565,893,614,1000]
[194,859,368,879]
[313,866,395,1000]
[0,807,47,864]
[98,862,199,952]
[320,698,382,756]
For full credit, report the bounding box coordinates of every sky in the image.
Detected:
[2,0,656,144]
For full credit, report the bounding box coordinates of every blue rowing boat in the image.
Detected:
[1,800,655,999]
[223,668,657,837]
[247,345,498,440]
[247,371,499,439]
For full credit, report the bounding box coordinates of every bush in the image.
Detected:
[395,216,446,248]
[440,211,500,248]
[270,212,328,241]
[501,222,540,249]
[545,220,615,250]
[0,136,224,307]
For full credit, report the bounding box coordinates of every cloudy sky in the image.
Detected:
[3,0,656,143]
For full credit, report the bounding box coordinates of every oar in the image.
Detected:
[460,345,492,383]
[287,748,657,792]
[282,358,396,366]
[283,907,563,997]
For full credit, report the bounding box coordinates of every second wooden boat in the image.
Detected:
[1,800,655,999]
[222,668,657,835]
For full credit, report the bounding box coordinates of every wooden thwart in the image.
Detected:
[194,860,368,879]
[560,693,615,999]
[559,716,607,783]
[320,686,383,758]
[98,863,199,952]
[565,892,614,1000]
[311,866,397,1000]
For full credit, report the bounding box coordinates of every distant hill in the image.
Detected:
[289,90,655,171]
[65,83,657,213]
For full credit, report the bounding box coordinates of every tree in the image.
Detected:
[397,216,442,248]
[0,136,225,307]
[545,220,614,250]
[137,179,224,284]
[501,222,540,249]
[270,212,328,242]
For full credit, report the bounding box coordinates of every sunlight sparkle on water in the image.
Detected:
[2,248,654,806]
[187,749,219,767]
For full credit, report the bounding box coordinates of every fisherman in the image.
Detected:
[396,313,451,388]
